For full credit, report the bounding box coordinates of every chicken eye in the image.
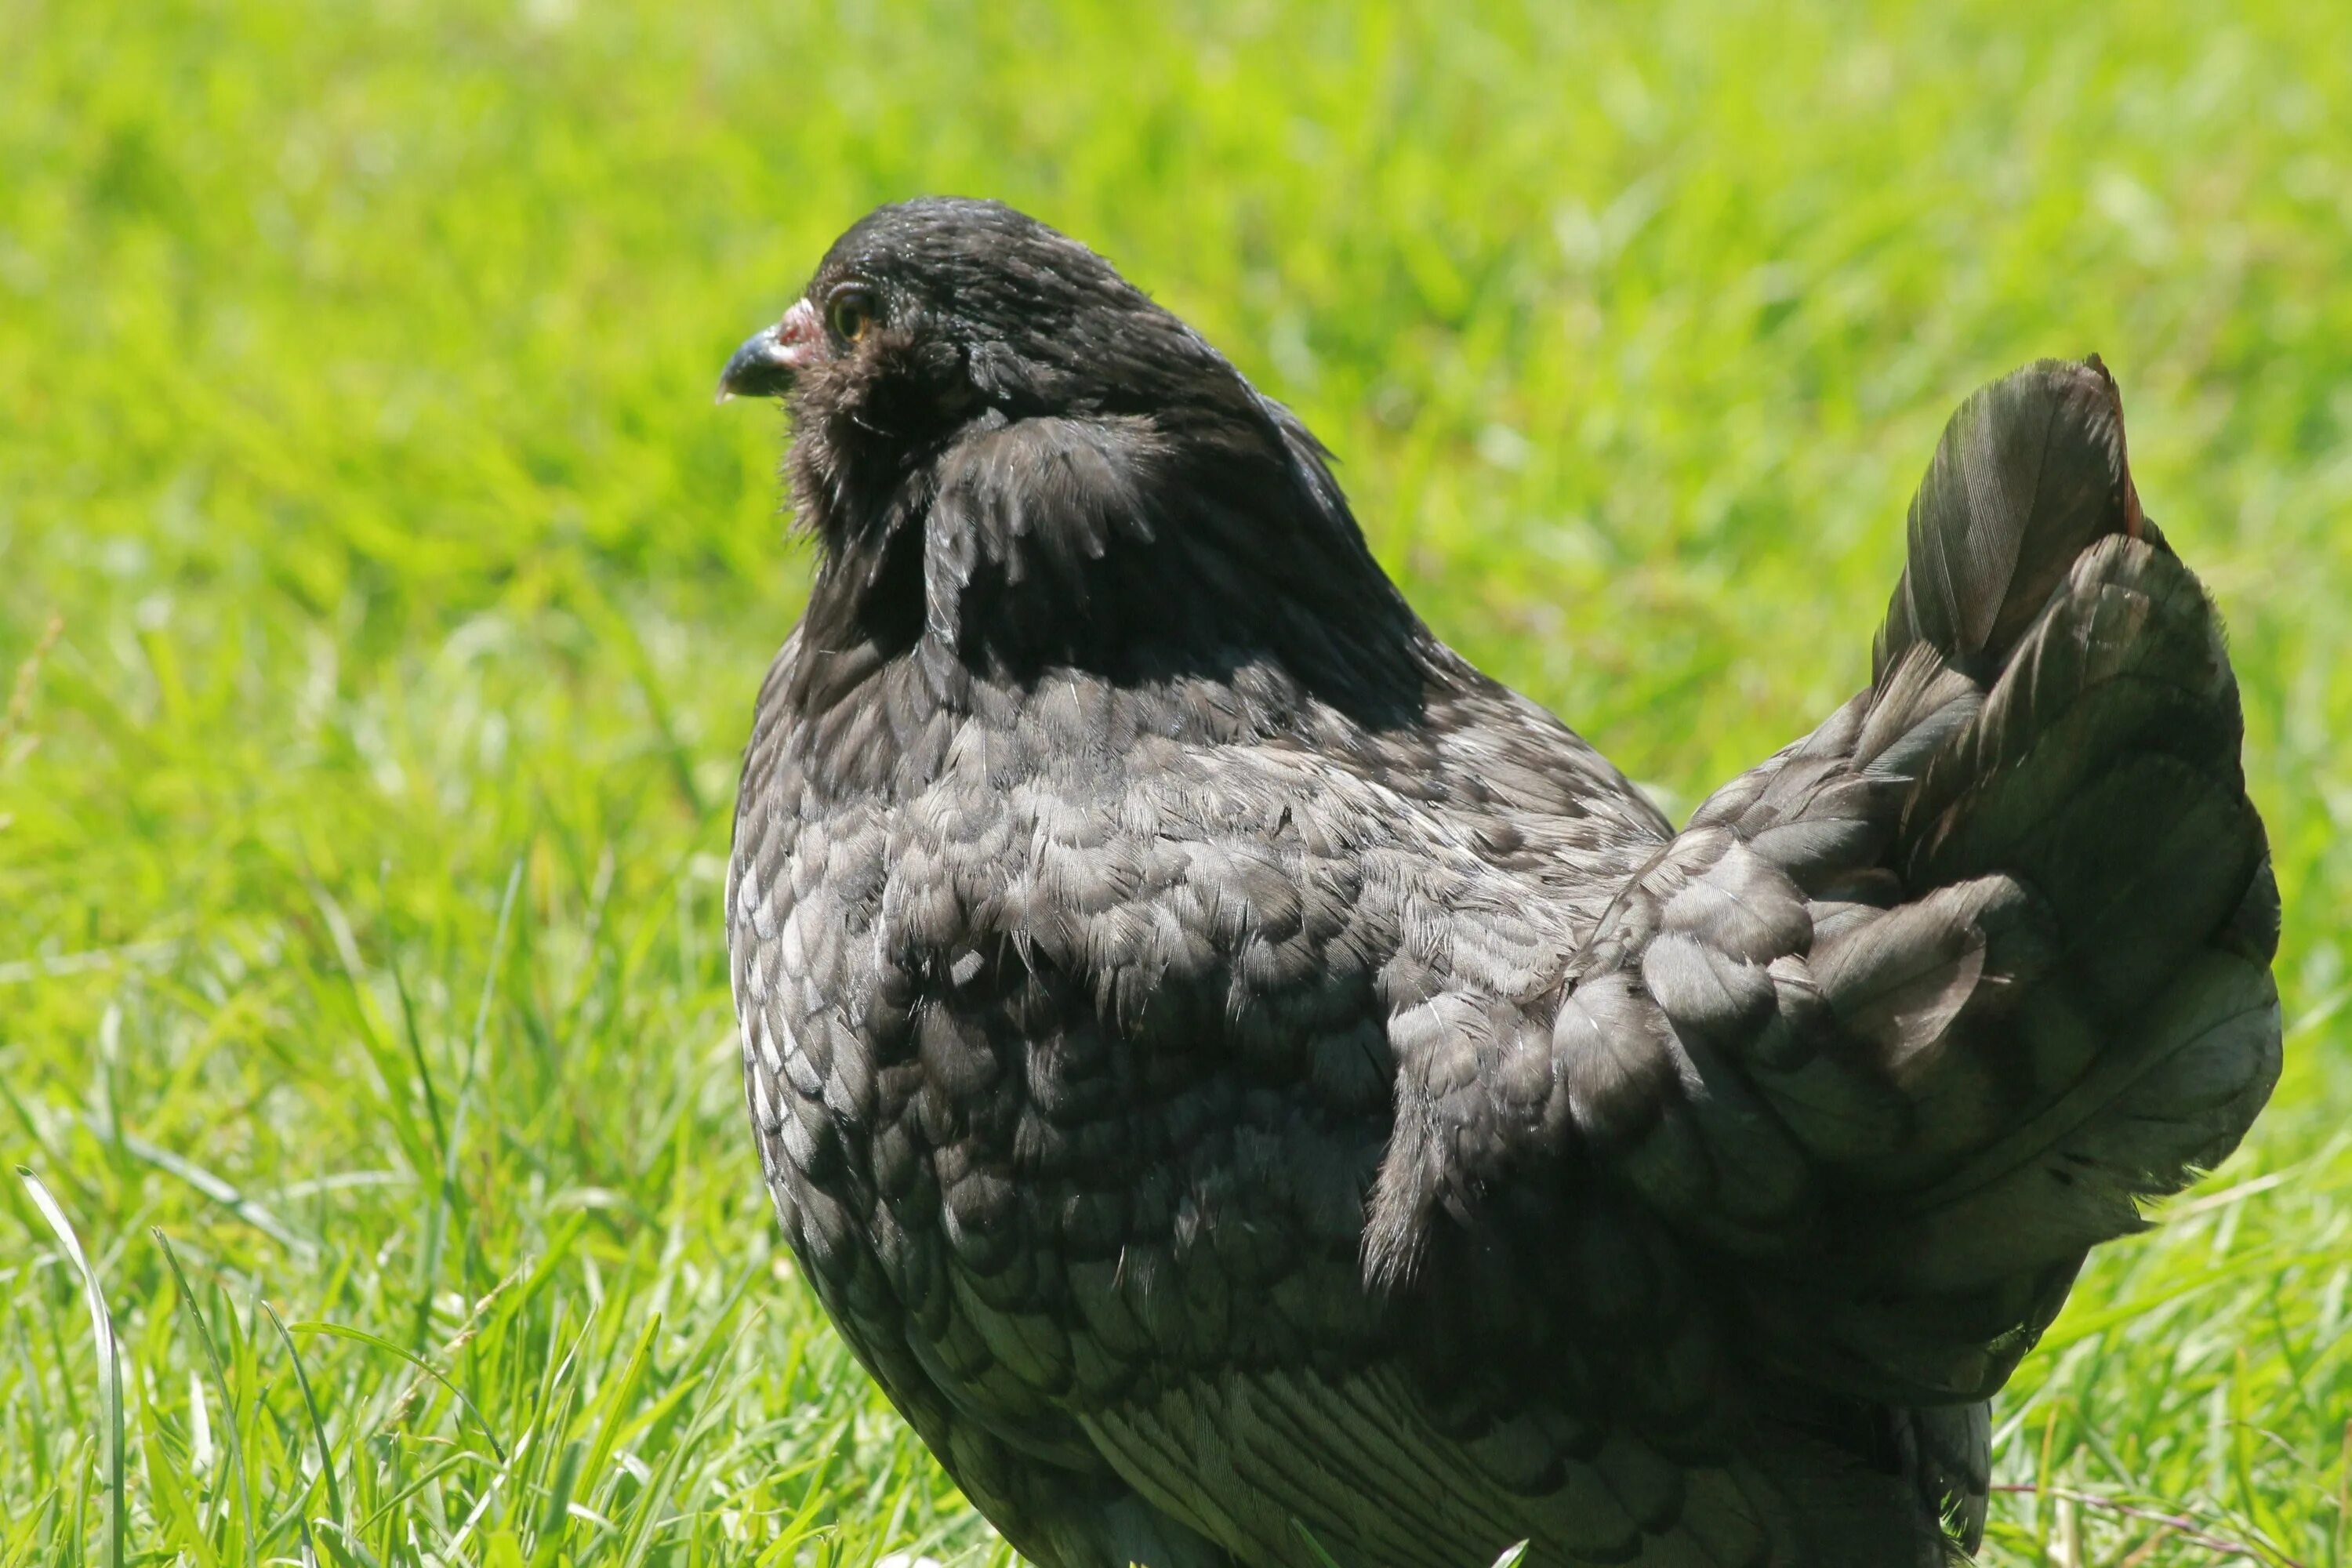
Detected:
[827,285,876,343]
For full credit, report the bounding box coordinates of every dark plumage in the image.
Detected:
[720,198,2280,1566]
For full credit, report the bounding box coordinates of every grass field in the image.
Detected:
[4,1,2350,1563]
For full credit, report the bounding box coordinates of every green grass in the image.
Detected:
[3,0,2349,1563]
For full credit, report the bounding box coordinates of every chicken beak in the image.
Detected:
[716,298,823,404]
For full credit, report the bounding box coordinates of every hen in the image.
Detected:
[720,198,2279,1567]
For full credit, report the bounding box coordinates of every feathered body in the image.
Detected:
[722,200,2279,1566]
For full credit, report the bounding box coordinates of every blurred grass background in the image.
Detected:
[4,0,2350,1563]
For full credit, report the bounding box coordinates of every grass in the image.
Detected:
[2,0,2349,1563]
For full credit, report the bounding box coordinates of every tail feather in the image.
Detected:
[1873,356,2146,683]
[1544,358,2279,1417]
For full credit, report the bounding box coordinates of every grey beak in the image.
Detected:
[716,298,823,404]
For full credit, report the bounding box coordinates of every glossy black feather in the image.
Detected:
[724,201,2278,1567]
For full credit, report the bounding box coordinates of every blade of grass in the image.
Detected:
[286,1322,509,1462]
[154,1229,259,1558]
[263,1300,347,1532]
[17,1169,122,1568]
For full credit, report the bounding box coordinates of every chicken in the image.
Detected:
[718,198,2279,1567]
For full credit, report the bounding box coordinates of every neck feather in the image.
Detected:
[773,404,1443,801]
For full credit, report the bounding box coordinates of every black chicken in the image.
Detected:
[718,198,2278,1566]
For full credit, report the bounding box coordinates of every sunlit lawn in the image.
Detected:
[4,2,2350,1563]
